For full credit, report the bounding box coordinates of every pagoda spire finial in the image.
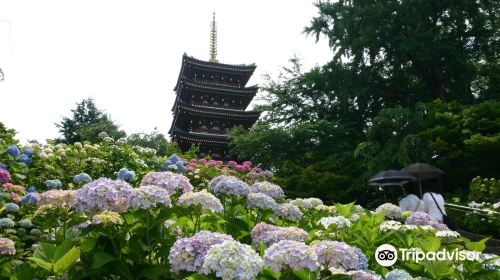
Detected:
[209,12,218,63]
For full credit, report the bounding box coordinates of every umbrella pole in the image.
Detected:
[419,180,423,199]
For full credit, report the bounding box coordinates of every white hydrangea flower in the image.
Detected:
[435,230,460,242]
[319,216,352,229]
[203,240,263,280]
[375,203,402,219]
[178,190,223,213]
[246,193,277,210]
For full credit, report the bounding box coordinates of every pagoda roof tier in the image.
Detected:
[172,80,258,111]
[169,103,260,134]
[174,54,257,90]
[178,79,258,95]
[177,103,260,119]
[172,130,230,146]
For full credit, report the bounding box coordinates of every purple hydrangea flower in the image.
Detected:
[250,181,285,198]
[141,171,193,195]
[312,241,367,271]
[6,144,20,157]
[27,186,37,193]
[128,185,172,209]
[168,230,234,274]
[251,222,309,247]
[0,237,16,255]
[263,240,320,272]
[0,163,7,170]
[208,176,250,197]
[203,240,263,280]
[274,203,303,222]
[73,178,132,213]
[405,212,448,230]
[5,203,19,212]
[0,168,11,184]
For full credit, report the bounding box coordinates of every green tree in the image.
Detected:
[127,129,179,157]
[306,0,499,103]
[55,98,126,144]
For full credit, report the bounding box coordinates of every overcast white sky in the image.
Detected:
[0,0,332,143]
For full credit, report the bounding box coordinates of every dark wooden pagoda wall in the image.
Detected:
[170,55,260,161]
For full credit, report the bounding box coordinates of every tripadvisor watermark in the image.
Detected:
[375,244,480,267]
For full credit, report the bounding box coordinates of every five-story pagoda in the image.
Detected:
[169,13,260,160]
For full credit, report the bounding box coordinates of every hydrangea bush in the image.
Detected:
[0,124,498,279]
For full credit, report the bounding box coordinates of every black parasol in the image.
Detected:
[368,170,418,187]
[402,163,444,180]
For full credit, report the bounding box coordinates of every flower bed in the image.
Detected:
[0,133,499,279]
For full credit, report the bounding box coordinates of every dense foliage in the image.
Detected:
[55,98,126,144]
[230,0,500,210]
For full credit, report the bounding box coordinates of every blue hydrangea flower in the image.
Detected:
[19,154,32,165]
[73,173,92,184]
[0,163,7,170]
[22,193,40,205]
[5,203,20,212]
[6,145,20,157]
[167,154,181,164]
[118,168,136,182]
[19,219,33,228]
[27,186,37,193]
[175,161,187,172]
[0,218,15,228]
[385,269,413,280]
[161,154,187,172]
[22,147,33,158]
[208,176,250,197]
[45,179,62,189]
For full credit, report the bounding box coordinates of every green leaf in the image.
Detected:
[464,237,489,252]
[80,237,96,252]
[186,274,212,280]
[0,260,23,278]
[91,251,116,269]
[28,257,53,272]
[293,269,314,280]
[258,241,268,256]
[14,173,26,180]
[53,239,75,262]
[419,237,441,252]
[53,246,80,275]
[259,267,280,280]
[33,242,57,262]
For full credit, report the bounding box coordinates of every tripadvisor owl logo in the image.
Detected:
[375,243,481,267]
[375,244,398,266]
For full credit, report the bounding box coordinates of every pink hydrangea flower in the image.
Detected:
[0,169,11,184]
